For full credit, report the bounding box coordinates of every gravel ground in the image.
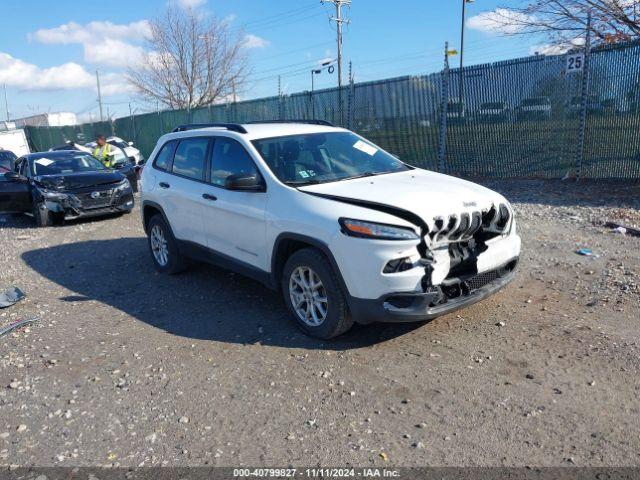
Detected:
[0,179,639,468]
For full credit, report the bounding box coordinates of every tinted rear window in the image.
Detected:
[172,138,208,180]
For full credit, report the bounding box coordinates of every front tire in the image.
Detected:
[147,214,187,274]
[282,248,353,339]
[33,204,53,227]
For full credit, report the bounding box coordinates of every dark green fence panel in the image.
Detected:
[21,40,640,179]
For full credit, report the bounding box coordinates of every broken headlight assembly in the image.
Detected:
[114,178,131,193]
[339,218,419,241]
[37,187,69,201]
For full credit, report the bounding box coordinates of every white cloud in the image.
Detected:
[0,52,131,95]
[242,34,269,49]
[32,20,151,45]
[31,20,151,68]
[0,52,93,90]
[173,0,207,9]
[84,39,146,68]
[467,8,534,35]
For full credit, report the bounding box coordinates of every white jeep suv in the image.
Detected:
[140,121,521,339]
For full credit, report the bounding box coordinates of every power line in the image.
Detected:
[252,41,334,64]
[238,2,320,29]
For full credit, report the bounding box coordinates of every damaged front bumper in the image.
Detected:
[38,187,134,220]
[333,206,521,324]
[349,259,518,324]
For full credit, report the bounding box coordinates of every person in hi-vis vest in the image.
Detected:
[92,134,114,168]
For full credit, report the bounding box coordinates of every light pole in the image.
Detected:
[459,0,474,111]
[309,60,335,118]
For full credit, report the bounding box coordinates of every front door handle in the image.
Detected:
[159,182,170,189]
[202,193,217,201]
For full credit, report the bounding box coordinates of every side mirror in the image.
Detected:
[4,171,27,183]
[128,141,134,146]
[225,173,265,192]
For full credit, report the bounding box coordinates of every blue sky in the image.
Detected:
[0,0,541,121]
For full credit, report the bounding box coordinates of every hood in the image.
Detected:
[34,170,124,191]
[123,146,139,156]
[298,169,507,229]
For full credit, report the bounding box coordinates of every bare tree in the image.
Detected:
[128,8,247,109]
[484,1,640,46]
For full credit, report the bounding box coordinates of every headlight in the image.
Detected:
[38,188,68,200]
[114,177,131,192]
[339,218,419,240]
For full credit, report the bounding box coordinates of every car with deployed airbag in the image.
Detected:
[140,121,521,339]
[0,150,134,226]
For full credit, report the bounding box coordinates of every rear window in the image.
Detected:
[172,138,209,181]
[153,141,177,171]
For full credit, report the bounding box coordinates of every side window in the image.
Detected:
[172,138,209,180]
[210,137,258,187]
[153,140,177,171]
[17,159,28,176]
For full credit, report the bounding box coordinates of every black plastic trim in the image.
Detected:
[271,232,352,297]
[177,240,272,288]
[246,119,334,127]
[172,123,248,134]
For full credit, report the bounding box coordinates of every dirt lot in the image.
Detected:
[0,179,639,468]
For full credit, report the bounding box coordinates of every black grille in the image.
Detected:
[465,270,501,292]
[77,190,113,209]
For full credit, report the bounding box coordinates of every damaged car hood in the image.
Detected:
[34,171,124,192]
[298,169,507,229]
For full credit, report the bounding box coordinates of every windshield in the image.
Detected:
[31,154,107,176]
[109,139,130,149]
[252,132,410,186]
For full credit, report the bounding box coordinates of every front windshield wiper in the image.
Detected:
[284,179,321,186]
[338,171,380,181]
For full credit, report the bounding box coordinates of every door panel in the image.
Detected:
[0,178,32,213]
[201,187,268,269]
[201,137,268,270]
[159,138,210,247]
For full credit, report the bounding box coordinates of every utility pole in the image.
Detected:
[575,10,592,181]
[96,70,104,122]
[322,0,350,88]
[3,84,9,121]
[459,0,472,111]
[438,42,451,173]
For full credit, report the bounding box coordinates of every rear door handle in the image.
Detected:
[159,182,170,189]
[202,193,217,201]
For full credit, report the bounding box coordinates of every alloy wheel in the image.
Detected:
[289,266,328,326]
[150,224,169,266]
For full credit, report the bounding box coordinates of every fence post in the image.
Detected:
[438,42,450,173]
[575,11,592,181]
[278,76,283,120]
[347,61,354,130]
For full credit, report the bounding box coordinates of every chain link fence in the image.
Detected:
[24,40,640,179]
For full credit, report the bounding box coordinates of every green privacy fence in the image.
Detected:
[25,40,640,179]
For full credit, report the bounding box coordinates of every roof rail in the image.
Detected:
[246,119,334,127]
[172,123,248,134]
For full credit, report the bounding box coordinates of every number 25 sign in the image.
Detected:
[566,53,585,73]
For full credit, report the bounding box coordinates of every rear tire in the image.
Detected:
[282,247,353,339]
[147,214,187,274]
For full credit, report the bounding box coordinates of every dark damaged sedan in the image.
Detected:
[0,150,134,226]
